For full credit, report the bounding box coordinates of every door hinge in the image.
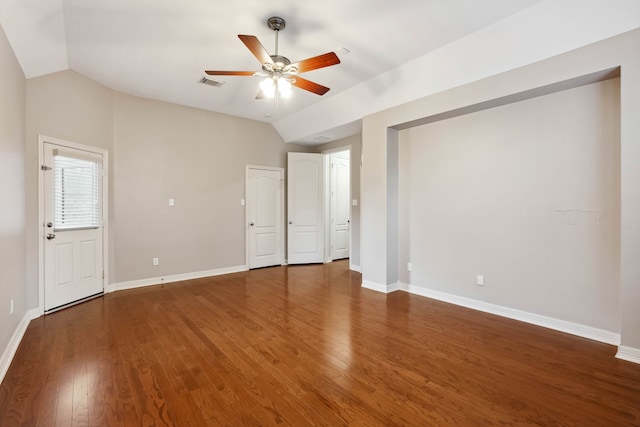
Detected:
[41,165,52,171]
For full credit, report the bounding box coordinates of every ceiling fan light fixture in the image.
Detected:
[259,77,292,99]
[260,77,276,98]
[278,78,292,98]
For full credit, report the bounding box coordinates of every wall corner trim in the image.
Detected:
[398,283,621,346]
[109,265,249,293]
[616,346,640,365]
[28,308,43,320]
[0,311,34,385]
[362,280,399,293]
[350,264,362,273]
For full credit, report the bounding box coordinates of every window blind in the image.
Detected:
[53,155,100,231]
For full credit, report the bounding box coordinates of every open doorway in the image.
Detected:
[286,148,352,266]
[324,148,351,262]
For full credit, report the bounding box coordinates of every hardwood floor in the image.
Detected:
[1,260,639,426]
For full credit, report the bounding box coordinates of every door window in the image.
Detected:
[53,154,100,231]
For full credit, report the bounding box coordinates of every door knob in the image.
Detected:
[288,221,293,225]
[46,233,56,240]
[46,222,53,228]
[249,222,255,226]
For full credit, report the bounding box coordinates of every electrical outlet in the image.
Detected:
[10,299,14,315]
[477,275,484,286]
[407,262,412,272]
[153,257,159,266]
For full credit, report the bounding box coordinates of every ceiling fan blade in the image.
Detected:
[238,35,274,65]
[255,90,267,100]
[291,76,330,96]
[288,52,340,73]
[205,70,256,76]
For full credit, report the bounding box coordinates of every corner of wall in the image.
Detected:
[362,280,400,294]
[616,346,640,365]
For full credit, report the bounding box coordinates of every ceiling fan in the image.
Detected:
[205,16,341,99]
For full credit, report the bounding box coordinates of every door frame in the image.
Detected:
[322,145,352,264]
[245,165,284,268]
[38,135,109,314]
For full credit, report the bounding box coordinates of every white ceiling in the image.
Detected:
[0,0,545,143]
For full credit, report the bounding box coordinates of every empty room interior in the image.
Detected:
[2,0,640,425]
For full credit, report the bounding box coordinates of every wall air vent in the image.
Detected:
[200,76,225,87]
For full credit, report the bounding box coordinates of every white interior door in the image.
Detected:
[247,167,283,269]
[288,152,324,264]
[330,155,350,260]
[43,143,104,311]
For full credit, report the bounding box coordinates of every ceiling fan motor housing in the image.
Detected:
[263,54,297,76]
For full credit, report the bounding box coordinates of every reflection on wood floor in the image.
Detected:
[1,260,639,426]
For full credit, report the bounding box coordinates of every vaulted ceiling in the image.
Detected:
[1,0,639,144]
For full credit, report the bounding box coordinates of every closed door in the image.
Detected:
[247,167,283,269]
[288,152,324,264]
[330,155,350,260]
[43,143,104,311]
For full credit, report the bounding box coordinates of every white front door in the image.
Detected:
[247,166,283,269]
[330,155,350,260]
[43,142,104,311]
[288,152,324,264]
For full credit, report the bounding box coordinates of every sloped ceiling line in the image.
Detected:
[3,0,639,145]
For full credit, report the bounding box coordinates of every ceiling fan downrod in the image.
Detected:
[267,16,286,58]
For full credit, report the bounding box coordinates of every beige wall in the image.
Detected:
[25,70,115,308]
[398,79,620,331]
[362,28,640,351]
[315,134,362,269]
[0,23,27,361]
[113,93,307,283]
[23,69,309,294]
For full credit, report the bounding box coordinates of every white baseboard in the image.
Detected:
[388,282,400,292]
[350,263,361,273]
[109,264,248,293]
[616,346,640,364]
[0,308,40,385]
[31,306,44,319]
[362,280,399,294]
[398,283,621,346]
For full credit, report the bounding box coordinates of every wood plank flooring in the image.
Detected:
[1,260,639,426]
